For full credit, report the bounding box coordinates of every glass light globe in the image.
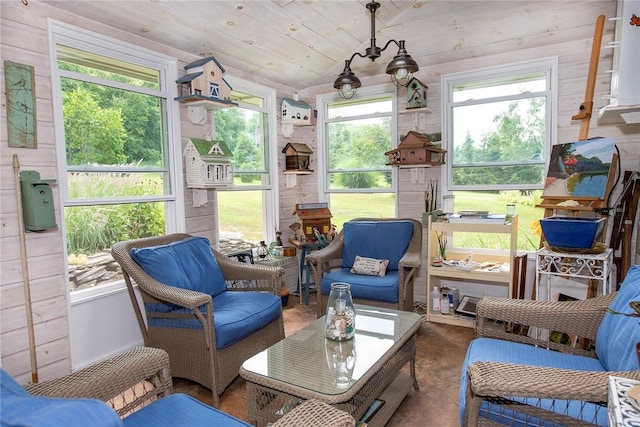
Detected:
[342,83,352,93]
[395,68,409,79]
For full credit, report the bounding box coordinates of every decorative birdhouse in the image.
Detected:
[183,137,234,188]
[385,131,446,167]
[293,203,332,241]
[175,56,238,109]
[281,98,313,125]
[406,77,428,109]
[282,142,313,174]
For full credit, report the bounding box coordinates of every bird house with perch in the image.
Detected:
[293,203,332,241]
[183,137,234,188]
[282,143,313,174]
[281,98,313,125]
[406,77,428,109]
[175,56,237,109]
[385,131,446,167]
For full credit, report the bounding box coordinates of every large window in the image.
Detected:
[214,79,277,248]
[317,85,397,229]
[442,58,557,250]
[51,22,182,296]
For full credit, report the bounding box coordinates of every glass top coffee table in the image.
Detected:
[240,305,422,426]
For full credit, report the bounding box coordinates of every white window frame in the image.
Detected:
[316,83,398,210]
[49,20,184,303]
[441,58,558,192]
[213,77,279,244]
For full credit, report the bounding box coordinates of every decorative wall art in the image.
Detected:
[5,60,37,148]
[542,137,616,200]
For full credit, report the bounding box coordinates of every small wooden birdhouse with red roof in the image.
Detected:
[293,203,332,241]
[385,131,446,167]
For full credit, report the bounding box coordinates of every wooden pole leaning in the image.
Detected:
[12,154,39,383]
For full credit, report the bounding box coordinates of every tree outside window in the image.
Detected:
[443,59,557,250]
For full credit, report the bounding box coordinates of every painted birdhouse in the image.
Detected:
[175,56,237,108]
[183,137,234,188]
[385,131,446,167]
[282,142,313,174]
[293,203,332,241]
[281,98,313,125]
[406,77,428,109]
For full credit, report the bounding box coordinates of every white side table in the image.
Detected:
[535,247,614,300]
[609,376,640,426]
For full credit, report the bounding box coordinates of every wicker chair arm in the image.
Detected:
[399,250,421,270]
[468,361,640,403]
[213,251,283,294]
[135,275,212,309]
[25,347,172,416]
[476,294,614,343]
[273,399,356,427]
[306,237,344,266]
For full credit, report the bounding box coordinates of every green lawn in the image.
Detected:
[453,191,544,250]
[218,189,543,250]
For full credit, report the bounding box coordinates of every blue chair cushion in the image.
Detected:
[595,264,640,371]
[130,236,227,300]
[123,393,251,427]
[147,291,282,349]
[459,338,608,426]
[1,369,123,427]
[321,268,399,303]
[341,221,413,271]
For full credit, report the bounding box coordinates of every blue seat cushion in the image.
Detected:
[595,264,640,371]
[459,338,608,426]
[341,221,413,271]
[1,369,123,427]
[131,236,227,301]
[321,268,399,303]
[147,291,282,349]
[123,393,251,427]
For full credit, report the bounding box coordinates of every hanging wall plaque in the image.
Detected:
[5,60,37,148]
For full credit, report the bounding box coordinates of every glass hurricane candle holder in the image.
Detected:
[325,282,356,341]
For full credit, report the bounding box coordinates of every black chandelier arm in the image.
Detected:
[350,38,402,66]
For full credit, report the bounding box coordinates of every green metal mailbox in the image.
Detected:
[19,171,57,231]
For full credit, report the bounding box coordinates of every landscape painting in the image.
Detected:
[542,137,616,199]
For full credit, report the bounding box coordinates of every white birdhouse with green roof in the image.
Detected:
[183,137,234,187]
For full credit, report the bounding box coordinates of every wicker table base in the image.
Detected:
[241,305,421,426]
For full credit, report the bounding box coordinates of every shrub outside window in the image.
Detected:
[51,22,182,295]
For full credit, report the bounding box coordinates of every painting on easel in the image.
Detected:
[542,137,616,199]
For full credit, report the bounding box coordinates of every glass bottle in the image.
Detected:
[505,204,516,224]
[325,282,356,341]
[256,240,269,259]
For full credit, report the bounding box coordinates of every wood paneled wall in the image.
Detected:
[1,0,638,385]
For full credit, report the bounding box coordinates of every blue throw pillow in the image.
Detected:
[131,236,227,298]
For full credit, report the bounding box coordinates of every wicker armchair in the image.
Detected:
[112,233,285,408]
[306,218,422,317]
[460,264,640,426]
[3,346,354,426]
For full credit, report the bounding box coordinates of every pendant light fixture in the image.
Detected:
[333,1,419,99]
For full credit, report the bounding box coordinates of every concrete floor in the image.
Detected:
[173,297,475,426]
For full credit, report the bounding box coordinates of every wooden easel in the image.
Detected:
[537,15,611,222]
[535,15,613,301]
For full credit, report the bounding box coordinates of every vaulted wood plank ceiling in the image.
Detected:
[41,1,614,91]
